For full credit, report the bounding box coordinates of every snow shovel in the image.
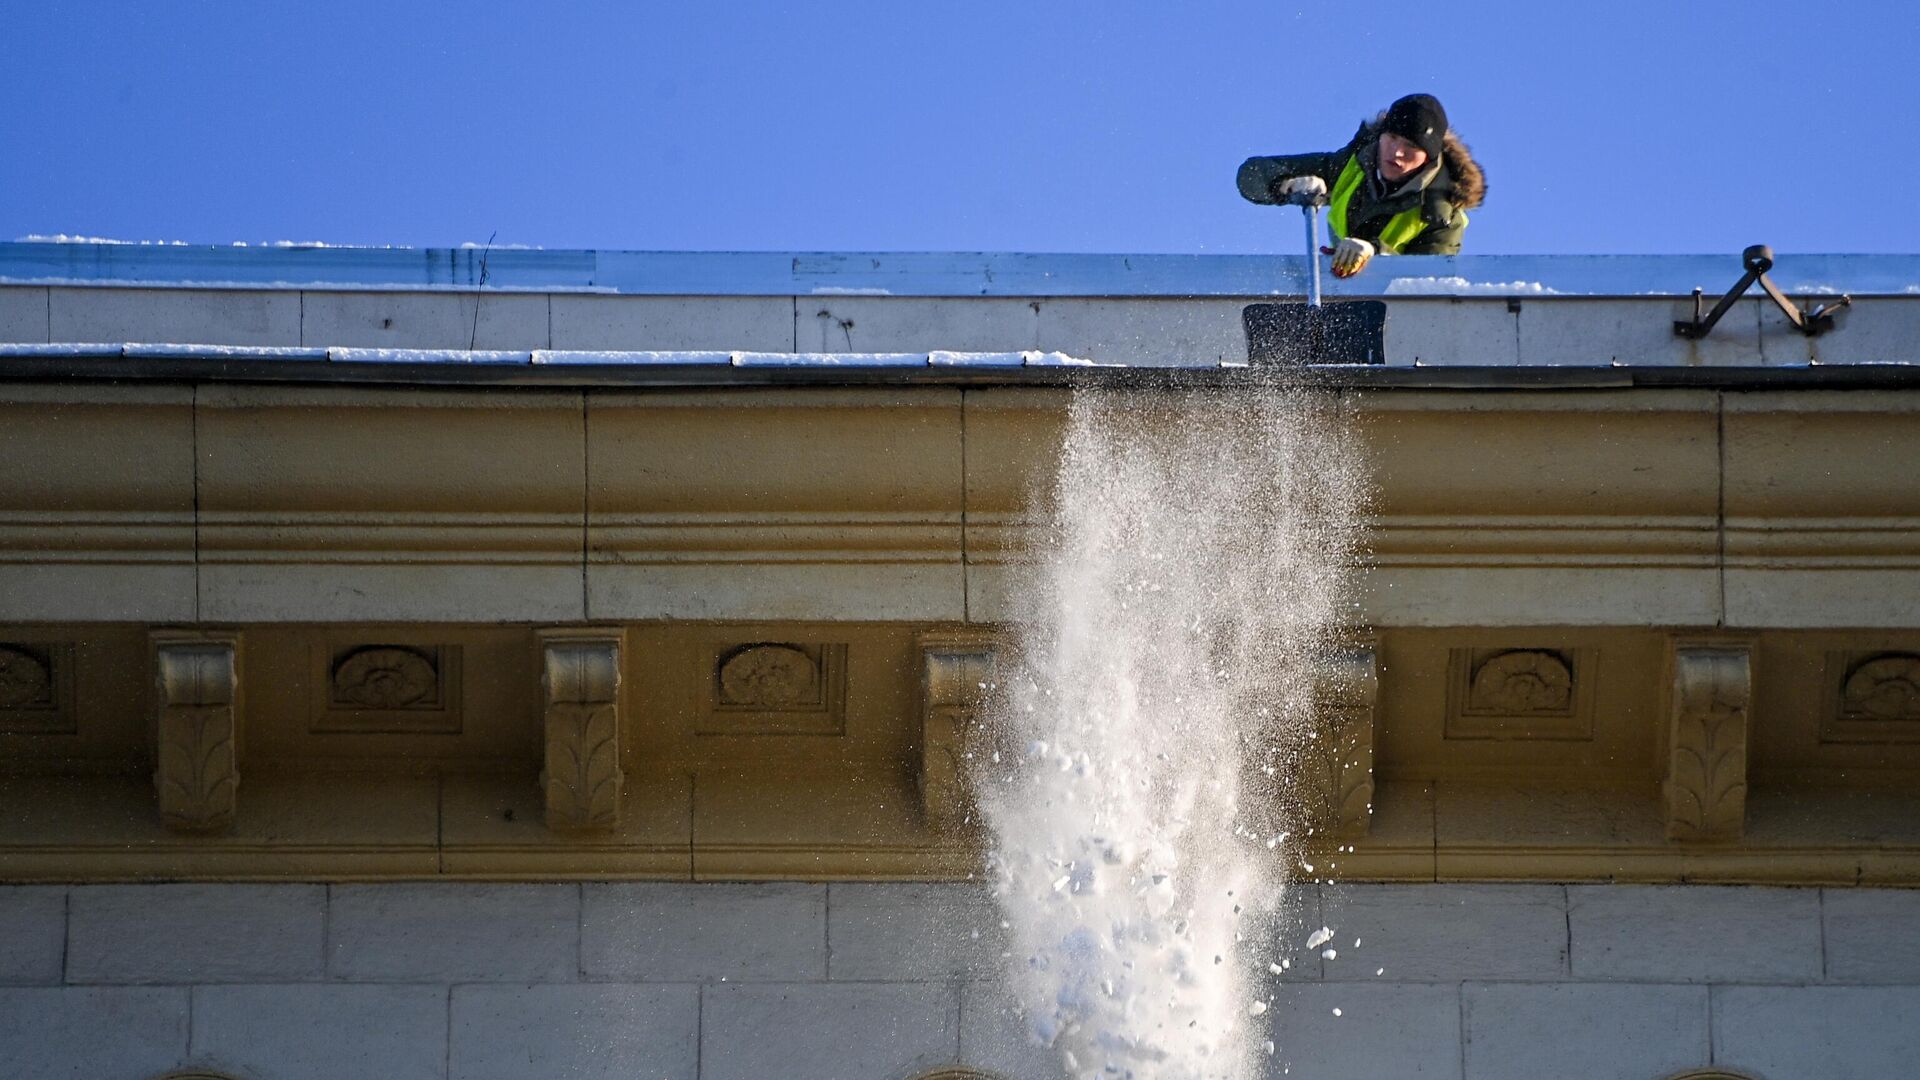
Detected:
[1242,191,1387,365]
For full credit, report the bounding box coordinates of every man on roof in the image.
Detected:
[1238,93,1485,279]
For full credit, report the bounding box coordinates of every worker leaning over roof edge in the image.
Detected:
[1238,93,1486,278]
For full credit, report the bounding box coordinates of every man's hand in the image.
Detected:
[1275,175,1328,202]
[1330,237,1374,278]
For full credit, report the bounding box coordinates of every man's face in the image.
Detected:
[1378,131,1430,183]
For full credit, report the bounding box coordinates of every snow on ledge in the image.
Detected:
[0,344,1113,368]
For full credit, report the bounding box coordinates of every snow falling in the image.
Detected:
[978,382,1367,1079]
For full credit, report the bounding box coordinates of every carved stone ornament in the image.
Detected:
[0,645,53,709]
[918,637,998,830]
[701,641,846,735]
[332,646,439,710]
[311,641,460,735]
[152,636,240,834]
[1301,645,1378,839]
[1840,654,1920,722]
[1665,644,1751,843]
[0,641,72,734]
[716,644,820,709]
[1466,649,1574,715]
[540,634,623,832]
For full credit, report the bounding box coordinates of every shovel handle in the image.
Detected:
[1300,203,1323,308]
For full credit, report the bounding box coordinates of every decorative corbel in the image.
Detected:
[538,630,624,832]
[1665,640,1753,842]
[151,632,241,834]
[918,633,998,830]
[1305,639,1379,839]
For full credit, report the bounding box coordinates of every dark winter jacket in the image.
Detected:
[1238,115,1487,255]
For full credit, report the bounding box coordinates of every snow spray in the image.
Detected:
[978,382,1367,1079]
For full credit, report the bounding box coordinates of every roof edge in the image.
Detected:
[3,243,1918,299]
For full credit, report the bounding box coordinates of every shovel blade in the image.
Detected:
[1243,301,1387,365]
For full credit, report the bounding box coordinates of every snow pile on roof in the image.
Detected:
[16,235,190,245]
[1384,276,1560,296]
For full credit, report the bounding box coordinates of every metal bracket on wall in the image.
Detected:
[1675,244,1850,339]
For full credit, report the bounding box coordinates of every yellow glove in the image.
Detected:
[1330,237,1374,279]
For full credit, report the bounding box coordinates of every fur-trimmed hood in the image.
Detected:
[1357,114,1486,213]
[1437,131,1486,210]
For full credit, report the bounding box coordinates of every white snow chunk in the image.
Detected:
[1304,927,1334,950]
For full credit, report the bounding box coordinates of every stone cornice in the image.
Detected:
[3,382,1919,883]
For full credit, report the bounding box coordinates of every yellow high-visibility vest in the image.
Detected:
[1327,155,1465,254]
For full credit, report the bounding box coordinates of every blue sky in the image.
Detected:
[4,1,1915,255]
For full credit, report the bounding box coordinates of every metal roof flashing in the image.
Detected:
[3,242,1919,299]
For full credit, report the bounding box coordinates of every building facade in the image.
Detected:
[1,243,1918,1079]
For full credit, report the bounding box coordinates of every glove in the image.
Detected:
[1274,175,1328,202]
[1330,237,1374,279]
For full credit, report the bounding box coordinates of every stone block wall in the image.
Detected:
[1,882,1916,1079]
